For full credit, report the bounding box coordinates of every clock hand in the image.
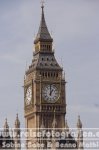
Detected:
[50,89,53,96]
[50,84,51,90]
[51,89,53,94]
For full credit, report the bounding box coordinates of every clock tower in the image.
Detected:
[24,4,66,148]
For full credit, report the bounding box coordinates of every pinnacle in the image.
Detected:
[77,115,82,128]
[4,118,9,130]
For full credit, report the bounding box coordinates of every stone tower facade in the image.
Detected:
[0,2,84,150]
[24,4,83,150]
[24,5,66,129]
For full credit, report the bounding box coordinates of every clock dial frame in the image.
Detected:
[42,84,59,103]
[25,86,32,106]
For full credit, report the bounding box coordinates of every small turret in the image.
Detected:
[14,114,21,150]
[15,114,20,128]
[77,115,82,129]
[4,118,9,133]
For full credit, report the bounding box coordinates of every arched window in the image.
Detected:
[51,72,53,77]
[45,72,47,77]
[56,73,58,77]
[48,72,50,77]
[42,72,44,77]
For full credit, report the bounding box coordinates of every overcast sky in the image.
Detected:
[0,0,99,129]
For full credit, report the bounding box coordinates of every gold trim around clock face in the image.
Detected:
[42,84,60,103]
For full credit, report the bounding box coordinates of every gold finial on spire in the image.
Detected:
[41,0,45,9]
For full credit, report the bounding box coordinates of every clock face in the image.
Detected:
[25,86,32,105]
[42,84,59,103]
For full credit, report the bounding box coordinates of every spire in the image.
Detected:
[15,113,20,128]
[77,115,82,129]
[34,3,53,44]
